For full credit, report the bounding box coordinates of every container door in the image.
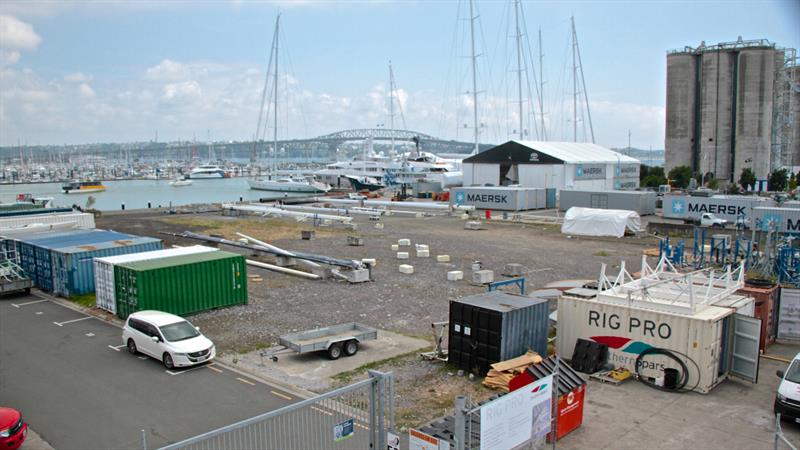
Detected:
[728,314,761,383]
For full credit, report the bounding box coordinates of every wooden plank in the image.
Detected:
[489,351,542,372]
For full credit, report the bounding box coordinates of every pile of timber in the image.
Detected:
[482,351,543,391]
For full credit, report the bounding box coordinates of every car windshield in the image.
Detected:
[786,361,800,384]
[159,321,200,342]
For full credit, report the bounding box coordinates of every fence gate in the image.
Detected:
[159,370,394,450]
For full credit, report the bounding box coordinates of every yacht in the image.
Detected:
[62,181,106,194]
[248,176,330,193]
[189,164,226,179]
[169,178,193,187]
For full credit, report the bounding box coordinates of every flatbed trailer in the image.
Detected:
[0,259,32,296]
[262,322,378,361]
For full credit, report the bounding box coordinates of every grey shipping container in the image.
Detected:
[448,291,549,375]
[559,189,656,215]
[752,207,800,234]
[662,194,775,223]
[450,186,546,211]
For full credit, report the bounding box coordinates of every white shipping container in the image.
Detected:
[752,207,800,234]
[93,245,218,313]
[662,195,774,223]
[556,294,761,393]
[0,212,95,233]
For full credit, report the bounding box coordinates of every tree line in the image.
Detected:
[640,164,796,193]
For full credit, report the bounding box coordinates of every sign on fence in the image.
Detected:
[333,418,354,442]
[409,428,447,450]
[479,374,553,450]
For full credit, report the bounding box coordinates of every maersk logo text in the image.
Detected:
[466,193,508,204]
[687,203,746,216]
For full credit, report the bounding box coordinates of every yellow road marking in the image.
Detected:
[311,406,333,416]
[207,366,223,373]
[236,377,255,386]
[271,390,292,401]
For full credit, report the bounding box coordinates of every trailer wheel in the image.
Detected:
[344,340,359,356]
[328,343,343,360]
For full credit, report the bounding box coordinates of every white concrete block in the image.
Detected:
[472,269,494,285]
[362,258,377,267]
[374,222,385,229]
[447,270,464,281]
[437,255,451,262]
[415,244,429,251]
[391,244,399,251]
[416,249,430,258]
[398,238,411,246]
[399,264,414,274]
[397,252,409,259]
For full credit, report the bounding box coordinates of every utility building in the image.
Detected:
[461,141,640,190]
[665,38,799,182]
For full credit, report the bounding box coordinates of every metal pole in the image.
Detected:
[273,15,280,171]
[389,61,396,156]
[454,395,467,450]
[469,0,479,155]
[538,28,546,140]
[571,16,577,142]
[141,429,147,450]
[514,0,524,140]
[774,413,780,450]
[573,16,595,144]
[551,356,560,450]
[369,370,387,450]
[368,376,376,449]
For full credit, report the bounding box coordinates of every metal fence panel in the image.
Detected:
[159,371,393,450]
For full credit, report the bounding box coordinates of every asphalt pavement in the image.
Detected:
[0,293,298,450]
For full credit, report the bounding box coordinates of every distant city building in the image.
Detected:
[664,38,799,182]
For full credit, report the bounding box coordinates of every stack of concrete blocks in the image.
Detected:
[471,269,494,285]
[415,244,430,258]
[397,252,409,260]
[399,264,414,274]
[447,271,464,281]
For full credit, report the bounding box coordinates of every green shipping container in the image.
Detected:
[114,251,248,319]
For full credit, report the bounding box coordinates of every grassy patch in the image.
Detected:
[594,250,609,257]
[161,216,343,242]
[70,292,96,308]
[234,341,274,355]
[332,348,432,384]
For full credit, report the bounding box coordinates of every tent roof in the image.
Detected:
[463,140,640,165]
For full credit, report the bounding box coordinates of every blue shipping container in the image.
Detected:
[51,237,163,297]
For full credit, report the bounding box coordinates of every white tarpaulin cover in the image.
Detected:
[561,207,641,238]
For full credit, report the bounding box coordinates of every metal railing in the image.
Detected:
[774,414,798,450]
[159,370,394,450]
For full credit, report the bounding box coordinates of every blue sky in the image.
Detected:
[1,0,798,149]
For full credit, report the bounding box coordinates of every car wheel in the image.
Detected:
[328,343,343,360]
[163,353,175,369]
[344,340,359,356]
[127,339,138,355]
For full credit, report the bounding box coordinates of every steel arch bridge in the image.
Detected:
[312,129,438,142]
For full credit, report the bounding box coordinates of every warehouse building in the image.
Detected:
[665,38,799,182]
[461,140,640,190]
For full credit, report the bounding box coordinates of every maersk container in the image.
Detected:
[559,189,656,215]
[450,186,547,211]
[752,207,800,234]
[94,245,218,313]
[114,251,248,320]
[0,212,95,234]
[50,236,163,297]
[662,194,775,223]
[448,291,549,375]
[556,293,760,394]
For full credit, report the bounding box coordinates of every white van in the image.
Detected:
[775,352,800,422]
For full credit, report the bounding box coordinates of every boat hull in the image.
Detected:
[248,180,328,193]
[62,187,106,194]
[188,172,225,179]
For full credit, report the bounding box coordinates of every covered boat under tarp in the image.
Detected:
[561,207,641,238]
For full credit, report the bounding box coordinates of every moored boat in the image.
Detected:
[62,181,106,194]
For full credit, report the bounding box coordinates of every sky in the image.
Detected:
[1,0,798,150]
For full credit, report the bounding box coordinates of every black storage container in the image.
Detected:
[448,291,549,375]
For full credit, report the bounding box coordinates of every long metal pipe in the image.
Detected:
[246,259,320,280]
[315,198,474,212]
[236,232,321,270]
[224,204,353,223]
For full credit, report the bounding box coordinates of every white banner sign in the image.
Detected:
[480,375,553,450]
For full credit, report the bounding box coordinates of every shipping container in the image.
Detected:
[777,288,800,340]
[94,245,218,313]
[662,194,774,223]
[114,251,248,320]
[557,291,761,393]
[558,189,656,215]
[737,283,779,350]
[752,207,800,234]
[448,291,549,375]
[450,186,547,211]
[0,207,72,218]
[0,212,95,234]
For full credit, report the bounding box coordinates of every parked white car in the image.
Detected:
[775,351,800,422]
[700,213,727,228]
[122,311,215,369]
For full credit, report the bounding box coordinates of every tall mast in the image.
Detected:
[514,0,524,140]
[571,16,577,142]
[538,28,546,140]
[273,14,280,168]
[573,17,594,143]
[388,60,396,156]
[469,0,479,154]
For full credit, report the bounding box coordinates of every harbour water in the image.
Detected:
[0,178,311,211]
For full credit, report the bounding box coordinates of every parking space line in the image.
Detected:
[166,364,209,376]
[11,299,48,308]
[270,390,292,401]
[236,377,256,386]
[310,406,333,416]
[108,345,125,352]
[53,317,92,327]
[207,366,223,374]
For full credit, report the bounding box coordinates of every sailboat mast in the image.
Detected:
[571,16,577,142]
[273,15,280,169]
[538,28,546,140]
[469,0,479,154]
[389,61,396,156]
[573,17,595,143]
[514,0,523,141]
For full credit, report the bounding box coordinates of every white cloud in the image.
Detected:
[0,50,20,65]
[78,83,95,98]
[0,15,41,51]
[64,72,92,83]
[162,80,202,101]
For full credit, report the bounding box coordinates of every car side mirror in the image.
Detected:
[195,326,200,331]
[777,369,784,378]
[151,336,160,343]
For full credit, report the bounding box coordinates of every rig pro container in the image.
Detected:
[114,250,248,320]
[93,245,218,314]
[556,293,760,393]
[449,291,549,375]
